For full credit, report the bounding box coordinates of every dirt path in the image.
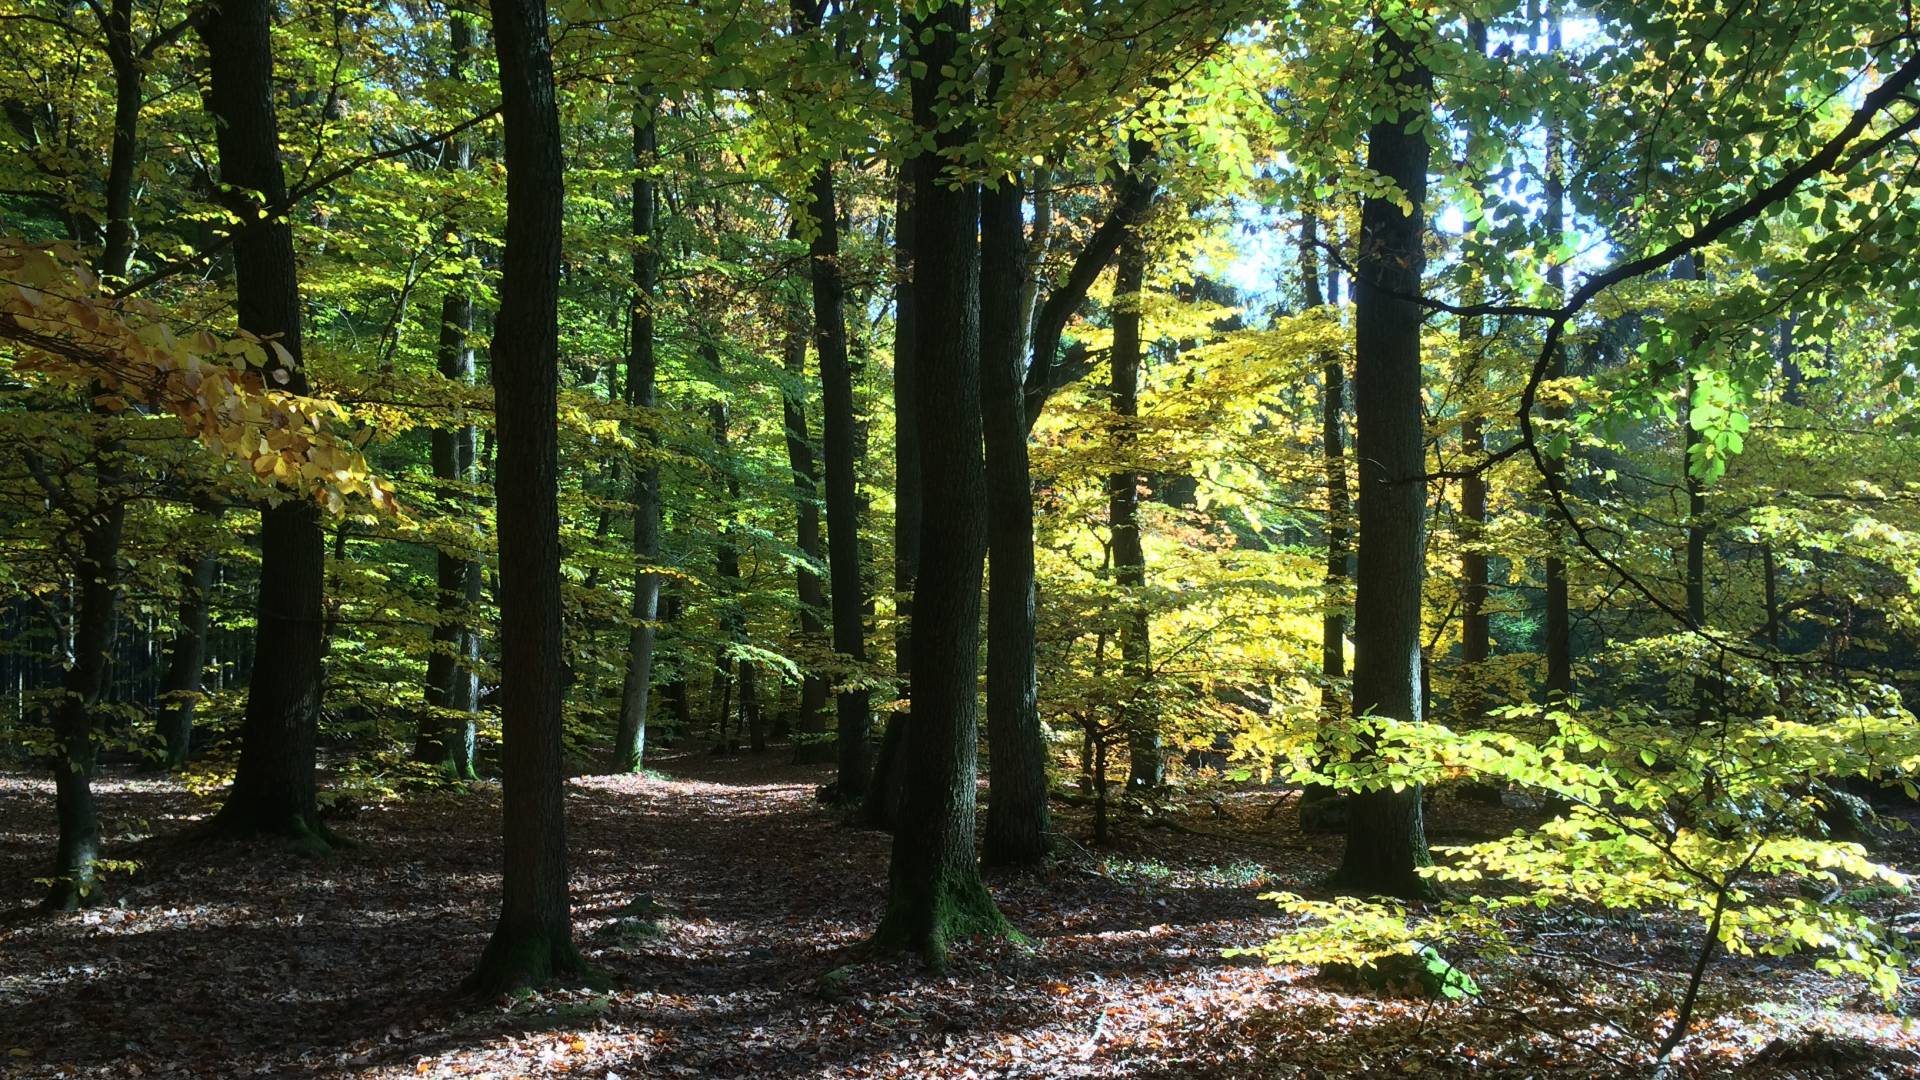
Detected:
[0,751,1911,1077]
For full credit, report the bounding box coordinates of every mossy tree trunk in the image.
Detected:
[876,0,1012,965]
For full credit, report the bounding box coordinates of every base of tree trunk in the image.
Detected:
[461,927,603,997]
[202,803,339,856]
[1329,788,1438,901]
[981,818,1051,868]
[41,875,104,913]
[873,870,1020,971]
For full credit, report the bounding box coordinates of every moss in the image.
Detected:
[874,865,1020,970]
[461,929,606,998]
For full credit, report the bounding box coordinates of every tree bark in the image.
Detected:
[864,156,918,829]
[876,0,1010,965]
[1110,230,1160,790]
[46,500,125,909]
[1540,4,1572,700]
[1334,20,1436,899]
[800,156,873,793]
[418,12,482,781]
[200,0,330,848]
[780,255,832,763]
[981,172,1049,864]
[612,92,663,774]
[466,0,590,993]
[155,528,219,769]
[1458,22,1493,721]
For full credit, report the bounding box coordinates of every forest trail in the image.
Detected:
[0,753,1911,1078]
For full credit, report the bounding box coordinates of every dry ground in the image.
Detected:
[1,748,1916,1078]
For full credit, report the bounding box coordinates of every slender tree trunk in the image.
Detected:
[800,155,873,793]
[1110,230,1160,790]
[466,0,589,993]
[982,172,1049,864]
[156,531,219,769]
[1303,214,1348,715]
[417,12,481,781]
[1335,21,1436,899]
[200,0,330,847]
[1455,18,1491,722]
[780,262,832,763]
[46,500,126,910]
[864,157,918,828]
[613,92,663,773]
[876,0,1011,965]
[1540,3,1572,700]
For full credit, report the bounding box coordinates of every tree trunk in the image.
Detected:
[1540,4,1572,700]
[466,0,589,993]
[1109,230,1160,790]
[981,174,1049,864]
[876,0,1011,965]
[1454,19,1491,723]
[1334,21,1436,900]
[864,157,918,829]
[780,300,832,762]
[417,12,481,781]
[613,92,663,774]
[46,500,126,910]
[801,156,873,793]
[200,0,330,848]
[155,532,219,769]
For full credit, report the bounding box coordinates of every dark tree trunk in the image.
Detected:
[1334,22,1436,900]
[801,156,873,793]
[1110,230,1160,790]
[417,12,482,781]
[156,532,219,769]
[780,297,832,763]
[99,0,140,279]
[613,93,663,774]
[46,500,126,910]
[981,174,1049,864]
[1458,21,1491,718]
[1540,6,1572,700]
[1302,215,1349,716]
[200,0,330,848]
[876,0,1010,965]
[706,380,749,753]
[466,0,589,993]
[864,157,918,829]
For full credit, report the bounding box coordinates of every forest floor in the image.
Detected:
[2,747,1918,1079]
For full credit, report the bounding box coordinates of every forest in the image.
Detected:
[1,0,1919,1074]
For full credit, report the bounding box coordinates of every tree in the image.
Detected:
[200,0,332,849]
[788,0,872,794]
[416,12,483,781]
[1109,226,1161,791]
[875,0,1012,966]
[465,0,590,993]
[612,92,663,774]
[1333,15,1435,900]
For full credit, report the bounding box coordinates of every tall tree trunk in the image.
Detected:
[864,157,918,828]
[1334,20,1436,900]
[981,173,1049,864]
[780,253,832,763]
[801,155,873,793]
[1303,214,1348,716]
[612,92,663,773]
[417,11,481,781]
[46,500,126,910]
[1110,230,1160,790]
[1540,2,1572,700]
[200,0,329,848]
[155,529,219,769]
[876,0,1010,965]
[465,0,589,993]
[705,376,750,752]
[1457,21,1492,720]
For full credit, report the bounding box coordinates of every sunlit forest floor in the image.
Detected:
[2,750,1917,1078]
